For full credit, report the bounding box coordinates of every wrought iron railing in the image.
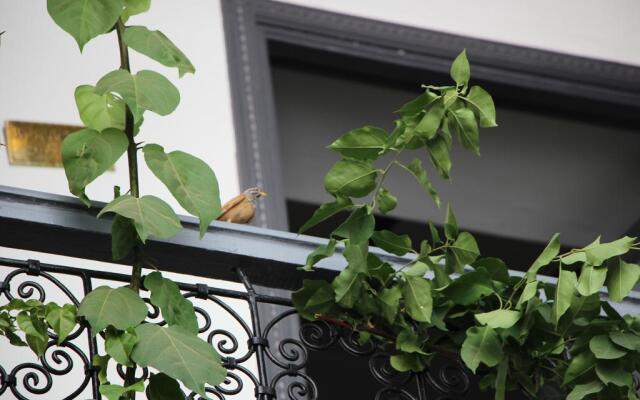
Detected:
[0,256,476,400]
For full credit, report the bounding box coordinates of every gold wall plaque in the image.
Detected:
[4,121,82,167]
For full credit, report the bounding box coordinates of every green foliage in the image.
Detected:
[292,50,640,400]
[75,85,125,131]
[122,0,151,22]
[143,144,221,237]
[131,323,226,397]
[78,286,148,333]
[147,373,186,400]
[99,381,145,400]
[144,271,198,334]
[124,26,195,77]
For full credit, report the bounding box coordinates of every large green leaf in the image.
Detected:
[298,197,352,234]
[402,275,432,322]
[563,351,595,384]
[450,108,479,155]
[292,279,335,320]
[332,266,364,308]
[426,136,452,179]
[566,381,603,400]
[124,26,195,77]
[98,195,182,243]
[526,233,560,282]
[461,326,503,372]
[332,207,375,244]
[16,311,48,357]
[372,230,412,256]
[516,280,539,308]
[301,239,337,271]
[328,126,387,160]
[376,187,397,214]
[595,360,632,387]
[553,268,577,324]
[148,373,186,400]
[446,232,480,271]
[398,158,440,207]
[105,327,138,366]
[464,86,497,127]
[415,99,444,139]
[75,85,125,131]
[606,258,640,302]
[450,49,470,88]
[472,257,509,284]
[122,0,151,21]
[143,271,198,334]
[78,286,148,333]
[47,0,123,51]
[440,270,494,305]
[96,69,180,122]
[324,159,378,198]
[577,265,607,296]
[45,303,77,344]
[143,144,221,238]
[609,331,640,351]
[62,128,128,206]
[589,335,627,359]
[586,236,635,266]
[379,286,402,324]
[132,324,226,397]
[475,310,520,329]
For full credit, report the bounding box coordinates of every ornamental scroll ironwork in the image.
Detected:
[0,257,475,399]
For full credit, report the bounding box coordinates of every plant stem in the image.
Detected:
[116,19,142,399]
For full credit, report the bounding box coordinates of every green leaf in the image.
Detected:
[122,0,151,21]
[517,280,538,308]
[415,99,444,139]
[595,360,632,387]
[553,268,577,325]
[495,356,508,400]
[132,323,226,396]
[74,85,125,131]
[526,233,561,282]
[324,159,378,198]
[105,327,139,366]
[96,69,180,122]
[124,26,195,77]
[292,280,335,320]
[405,261,429,277]
[98,195,182,243]
[376,187,397,214]
[93,354,110,384]
[564,351,595,384]
[144,272,198,334]
[298,197,352,234]
[606,258,640,302]
[402,275,432,322]
[45,303,77,344]
[428,222,442,245]
[609,331,640,351]
[389,353,431,373]
[577,265,607,296]
[447,232,480,270]
[16,311,48,357]
[62,128,128,206]
[442,88,458,108]
[396,329,427,355]
[111,215,137,260]
[371,230,412,256]
[398,158,440,207]
[461,326,503,373]
[566,381,603,400]
[99,381,145,400]
[78,286,148,333]
[148,373,186,400]
[450,108,479,155]
[333,207,375,244]
[450,49,470,88]
[444,205,458,240]
[475,310,520,329]
[440,270,494,305]
[301,239,337,271]
[472,257,509,283]
[398,90,439,116]
[589,335,627,359]
[464,86,497,128]
[143,144,221,238]
[332,266,364,308]
[379,286,402,324]
[47,0,123,51]
[328,126,387,160]
[426,136,452,179]
[585,236,635,266]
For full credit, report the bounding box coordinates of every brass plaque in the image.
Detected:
[4,121,82,167]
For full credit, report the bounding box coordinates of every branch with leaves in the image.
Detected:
[293,50,640,400]
[1,1,226,399]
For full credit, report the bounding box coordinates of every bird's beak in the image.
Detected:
[259,191,268,198]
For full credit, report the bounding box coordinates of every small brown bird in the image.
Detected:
[217,187,267,224]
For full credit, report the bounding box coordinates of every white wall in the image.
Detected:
[0,1,240,214]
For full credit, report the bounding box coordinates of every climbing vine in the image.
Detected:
[293,50,640,400]
[1,1,225,399]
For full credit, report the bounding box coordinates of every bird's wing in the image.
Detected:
[217,193,246,220]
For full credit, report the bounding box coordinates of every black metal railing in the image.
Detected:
[0,256,477,400]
